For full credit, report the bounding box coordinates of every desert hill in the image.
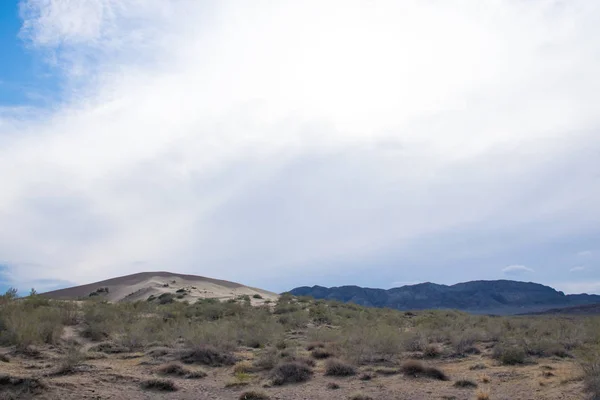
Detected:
[289,279,600,315]
[41,271,278,304]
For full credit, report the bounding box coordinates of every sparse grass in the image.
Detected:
[140,379,177,392]
[270,362,313,385]
[327,382,341,389]
[476,389,490,400]
[324,359,357,376]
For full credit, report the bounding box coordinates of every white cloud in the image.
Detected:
[577,250,593,257]
[502,265,535,276]
[553,281,600,295]
[1,1,600,289]
[569,266,586,272]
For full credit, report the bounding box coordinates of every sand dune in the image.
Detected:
[41,271,279,304]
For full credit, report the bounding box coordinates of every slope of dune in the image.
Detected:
[41,271,278,304]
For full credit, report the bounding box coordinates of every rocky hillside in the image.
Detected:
[289,280,600,315]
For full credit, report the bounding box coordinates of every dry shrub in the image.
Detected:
[157,362,207,379]
[349,394,374,400]
[54,346,84,375]
[307,342,326,351]
[312,348,335,359]
[180,345,237,366]
[454,379,477,388]
[469,363,487,370]
[239,391,270,400]
[233,361,254,374]
[89,342,130,354]
[423,344,442,358]
[0,375,46,398]
[327,382,341,389]
[270,362,313,385]
[140,379,177,392]
[253,348,278,371]
[582,358,600,399]
[476,389,490,400]
[324,359,357,377]
[400,360,448,381]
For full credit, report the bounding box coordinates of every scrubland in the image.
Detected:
[0,290,598,399]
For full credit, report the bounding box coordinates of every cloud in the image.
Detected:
[577,250,593,257]
[1,1,600,291]
[553,281,600,295]
[569,266,586,272]
[502,265,535,276]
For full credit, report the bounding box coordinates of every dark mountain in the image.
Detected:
[519,303,600,316]
[289,280,600,315]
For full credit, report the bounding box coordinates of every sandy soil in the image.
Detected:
[41,272,279,304]
[0,335,586,400]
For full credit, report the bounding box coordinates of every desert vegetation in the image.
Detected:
[0,288,598,399]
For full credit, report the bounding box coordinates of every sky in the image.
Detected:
[0,0,599,295]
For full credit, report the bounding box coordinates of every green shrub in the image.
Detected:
[492,345,526,365]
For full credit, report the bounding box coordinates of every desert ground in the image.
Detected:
[0,276,598,400]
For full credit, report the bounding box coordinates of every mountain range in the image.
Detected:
[289,280,600,315]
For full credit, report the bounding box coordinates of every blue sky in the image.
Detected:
[0,2,59,107]
[0,1,599,296]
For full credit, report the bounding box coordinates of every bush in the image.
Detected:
[253,348,278,371]
[239,391,270,400]
[270,362,313,385]
[252,294,263,299]
[0,375,46,397]
[0,303,64,349]
[54,346,84,375]
[454,379,478,388]
[157,362,207,379]
[423,344,442,358]
[492,345,526,365]
[400,360,448,381]
[324,359,356,376]
[469,363,487,370]
[582,359,600,399]
[312,348,334,359]
[140,379,177,392]
[179,345,236,366]
[349,394,374,400]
